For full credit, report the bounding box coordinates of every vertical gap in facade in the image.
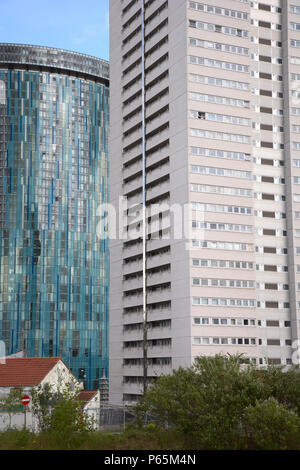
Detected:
[141,0,148,395]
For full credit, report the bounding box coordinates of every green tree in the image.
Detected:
[242,397,300,450]
[135,354,300,449]
[256,365,300,415]
[0,388,24,429]
[31,376,94,448]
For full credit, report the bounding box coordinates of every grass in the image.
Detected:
[0,426,196,450]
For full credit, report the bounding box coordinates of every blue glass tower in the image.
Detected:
[0,44,109,390]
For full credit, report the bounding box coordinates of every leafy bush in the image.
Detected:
[242,398,300,450]
[31,377,94,448]
[135,354,300,449]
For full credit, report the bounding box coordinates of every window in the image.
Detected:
[193,278,254,288]
[192,239,252,251]
[189,2,248,20]
[259,72,272,80]
[189,91,250,108]
[191,183,251,197]
[190,165,251,179]
[291,5,300,14]
[190,110,250,126]
[192,258,253,270]
[267,339,280,346]
[291,23,300,31]
[189,55,249,73]
[193,220,252,233]
[188,20,248,38]
[189,37,249,56]
[265,301,279,308]
[190,146,251,161]
[192,201,251,215]
[259,38,271,45]
[259,3,271,11]
[191,128,250,144]
[189,73,249,90]
[192,297,255,307]
[259,21,271,28]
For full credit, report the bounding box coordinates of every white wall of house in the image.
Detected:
[0,360,81,432]
[83,391,101,429]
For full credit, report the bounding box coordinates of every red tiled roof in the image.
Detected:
[78,390,98,405]
[0,357,61,387]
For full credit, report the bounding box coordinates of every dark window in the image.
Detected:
[259,38,271,45]
[259,20,271,28]
[262,176,274,183]
[265,301,279,308]
[262,211,275,218]
[259,72,272,80]
[264,247,276,253]
[259,3,271,11]
[261,142,273,148]
[259,55,271,62]
[266,320,280,327]
[268,358,281,365]
[260,123,273,131]
[264,265,277,272]
[260,90,272,97]
[265,283,278,290]
[267,339,280,346]
[260,107,272,114]
[262,193,275,201]
[263,229,276,235]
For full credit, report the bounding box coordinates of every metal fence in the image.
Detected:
[96,403,137,431]
[0,403,152,433]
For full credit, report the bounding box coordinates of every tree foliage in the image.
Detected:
[242,397,300,450]
[0,388,24,429]
[135,354,300,449]
[31,375,94,448]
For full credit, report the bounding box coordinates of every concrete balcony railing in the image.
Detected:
[122,78,142,104]
[123,175,142,196]
[145,75,169,103]
[145,7,168,37]
[123,112,142,135]
[122,142,142,165]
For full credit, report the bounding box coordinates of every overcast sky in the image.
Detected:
[0,0,110,60]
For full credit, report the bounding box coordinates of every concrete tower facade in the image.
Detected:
[110,0,300,403]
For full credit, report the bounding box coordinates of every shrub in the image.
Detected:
[135,354,300,449]
[242,397,300,450]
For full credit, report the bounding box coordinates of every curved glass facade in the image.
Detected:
[0,43,109,81]
[0,44,109,390]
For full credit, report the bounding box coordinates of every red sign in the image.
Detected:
[21,395,30,406]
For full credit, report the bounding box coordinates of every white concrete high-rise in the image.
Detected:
[109,0,300,404]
